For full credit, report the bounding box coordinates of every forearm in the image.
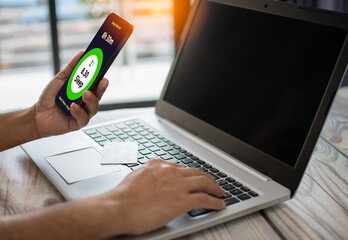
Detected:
[0,195,126,240]
[0,106,38,151]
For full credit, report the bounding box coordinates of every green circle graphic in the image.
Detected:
[67,48,103,100]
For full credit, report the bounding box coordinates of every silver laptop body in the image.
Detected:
[21,0,348,239]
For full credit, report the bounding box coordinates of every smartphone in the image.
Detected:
[56,13,133,119]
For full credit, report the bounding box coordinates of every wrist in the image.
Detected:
[0,106,40,151]
[71,193,129,239]
[95,193,130,238]
[28,105,40,140]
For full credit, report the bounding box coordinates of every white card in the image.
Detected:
[45,147,120,184]
[101,142,138,165]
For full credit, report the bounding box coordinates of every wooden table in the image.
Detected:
[1,87,347,240]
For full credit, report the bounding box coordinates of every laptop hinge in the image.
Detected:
[160,119,270,182]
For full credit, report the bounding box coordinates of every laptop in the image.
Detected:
[21,0,348,239]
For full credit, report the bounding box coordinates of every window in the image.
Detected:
[0,0,52,111]
[57,0,175,105]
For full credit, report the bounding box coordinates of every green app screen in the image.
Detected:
[66,48,103,100]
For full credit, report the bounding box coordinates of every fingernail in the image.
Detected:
[74,102,82,111]
[103,79,108,89]
[221,199,226,207]
[84,91,91,98]
[71,103,77,112]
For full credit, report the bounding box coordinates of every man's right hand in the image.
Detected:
[0,159,225,240]
[98,159,226,237]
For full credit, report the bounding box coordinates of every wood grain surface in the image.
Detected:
[0,87,347,239]
[263,87,348,240]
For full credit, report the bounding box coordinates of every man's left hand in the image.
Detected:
[33,51,108,138]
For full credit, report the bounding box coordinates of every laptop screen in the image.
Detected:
[164,1,347,167]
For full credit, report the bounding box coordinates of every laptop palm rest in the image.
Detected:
[45,147,121,184]
[21,131,132,200]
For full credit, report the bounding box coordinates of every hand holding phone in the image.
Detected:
[56,13,133,118]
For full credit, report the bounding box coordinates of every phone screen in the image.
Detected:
[56,13,133,118]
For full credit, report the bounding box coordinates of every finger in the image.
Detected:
[94,78,109,101]
[179,167,208,177]
[179,167,218,184]
[40,51,85,98]
[161,160,182,167]
[147,158,181,168]
[56,51,84,82]
[147,158,166,164]
[82,91,99,117]
[184,176,224,197]
[188,193,226,211]
[70,103,89,129]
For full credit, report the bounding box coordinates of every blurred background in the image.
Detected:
[0,0,191,112]
[0,0,347,112]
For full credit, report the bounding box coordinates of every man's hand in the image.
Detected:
[34,51,108,138]
[96,159,226,237]
[0,159,226,239]
[0,51,108,151]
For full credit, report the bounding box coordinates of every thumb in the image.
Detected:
[56,51,84,83]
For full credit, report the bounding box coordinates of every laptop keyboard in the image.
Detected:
[83,119,259,217]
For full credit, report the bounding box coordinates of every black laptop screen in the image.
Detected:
[164,1,346,167]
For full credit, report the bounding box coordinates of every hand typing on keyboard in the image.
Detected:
[85,119,259,219]
[95,158,226,236]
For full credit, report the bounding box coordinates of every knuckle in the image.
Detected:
[196,175,211,186]
[148,158,162,165]
[174,192,187,202]
[188,194,207,211]
[78,118,89,128]
[197,194,207,204]
[191,167,202,174]
[189,168,206,177]
[161,165,176,175]
[90,105,99,116]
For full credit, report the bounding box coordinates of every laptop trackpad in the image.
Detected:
[45,147,120,184]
